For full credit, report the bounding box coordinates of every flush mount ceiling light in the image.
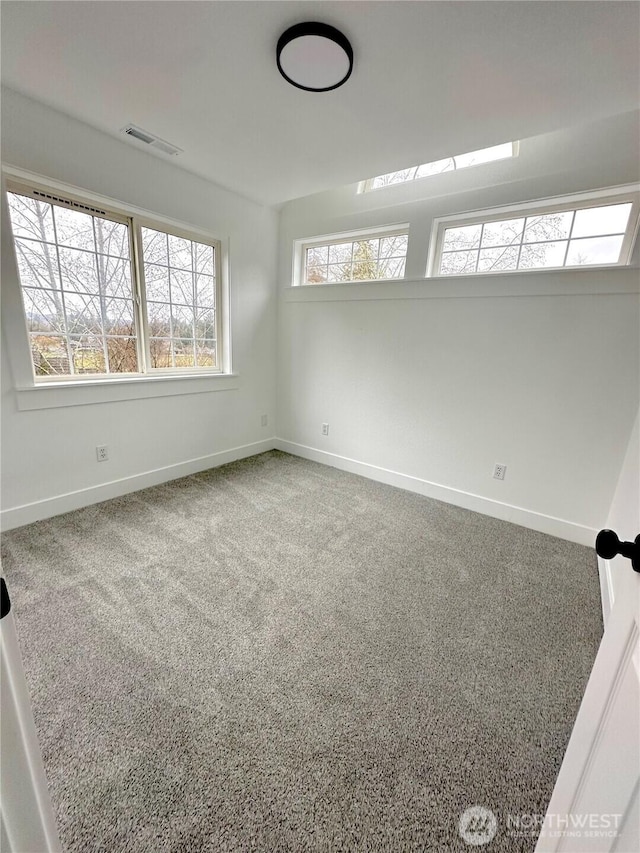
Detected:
[276,22,353,92]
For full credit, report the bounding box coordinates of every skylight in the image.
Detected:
[364,142,518,191]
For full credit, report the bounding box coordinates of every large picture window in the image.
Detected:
[6,182,222,380]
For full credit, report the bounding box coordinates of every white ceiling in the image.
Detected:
[2,1,639,207]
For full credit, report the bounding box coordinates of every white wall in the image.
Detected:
[1,89,278,527]
[2,94,638,545]
[276,111,640,545]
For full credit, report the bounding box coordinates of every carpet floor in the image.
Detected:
[1,451,602,852]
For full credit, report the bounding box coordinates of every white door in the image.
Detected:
[535,534,640,852]
[0,578,62,853]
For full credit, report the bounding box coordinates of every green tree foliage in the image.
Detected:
[346,240,379,282]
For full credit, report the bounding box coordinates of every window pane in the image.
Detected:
[195,339,216,368]
[172,339,195,368]
[378,257,406,278]
[63,292,102,334]
[306,266,327,284]
[8,195,56,242]
[104,298,135,335]
[196,274,215,308]
[171,305,195,338]
[352,240,380,280]
[70,336,106,375]
[439,251,478,275]
[371,168,418,188]
[415,158,454,177]
[354,239,377,256]
[58,246,100,294]
[22,288,65,333]
[97,256,132,299]
[93,218,129,259]
[571,203,632,238]
[144,264,171,302]
[379,235,408,258]
[566,236,624,266]
[523,212,573,243]
[146,302,171,337]
[52,206,95,252]
[477,246,519,272]
[326,264,348,283]
[141,228,168,266]
[350,263,378,281]
[307,246,328,267]
[518,241,567,269]
[453,142,513,169]
[194,243,214,276]
[14,239,61,290]
[105,337,138,373]
[481,218,525,247]
[170,269,194,305]
[149,338,172,368]
[443,224,482,252]
[336,264,354,281]
[168,234,193,270]
[328,243,352,264]
[195,308,215,339]
[30,335,71,376]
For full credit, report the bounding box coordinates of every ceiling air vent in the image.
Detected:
[121,124,183,156]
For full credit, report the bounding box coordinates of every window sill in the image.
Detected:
[14,372,239,411]
[283,267,640,302]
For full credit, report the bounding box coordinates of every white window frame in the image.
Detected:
[427,185,640,278]
[5,174,226,384]
[293,223,410,287]
[133,218,222,377]
[359,142,519,193]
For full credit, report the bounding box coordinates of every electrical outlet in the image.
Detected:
[96,445,109,462]
[493,463,507,480]
[321,423,329,436]
[261,414,268,427]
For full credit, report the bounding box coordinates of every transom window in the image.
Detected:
[6,182,222,380]
[301,229,408,285]
[431,194,639,277]
[363,142,517,191]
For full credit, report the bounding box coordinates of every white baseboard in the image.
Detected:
[0,439,276,531]
[597,555,614,627]
[274,438,598,547]
[2,436,600,550]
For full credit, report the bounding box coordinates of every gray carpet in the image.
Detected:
[1,450,602,852]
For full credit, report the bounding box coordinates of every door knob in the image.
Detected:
[595,529,640,573]
[0,577,10,619]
